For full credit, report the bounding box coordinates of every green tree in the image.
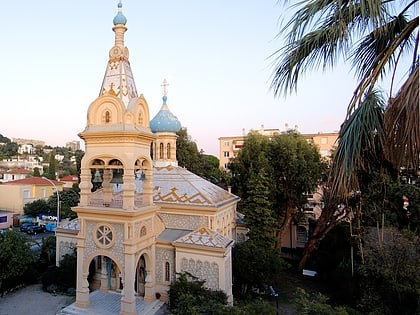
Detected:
[38,236,57,270]
[46,152,57,180]
[243,164,276,247]
[32,167,41,177]
[176,128,202,174]
[294,288,359,315]
[230,132,323,248]
[169,272,229,315]
[0,141,18,159]
[232,241,286,298]
[357,230,419,314]
[48,189,79,220]
[0,230,35,294]
[24,199,51,217]
[176,128,222,182]
[270,0,419,199]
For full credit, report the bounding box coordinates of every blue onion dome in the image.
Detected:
[113,2,127,25]
[150,96,182,133]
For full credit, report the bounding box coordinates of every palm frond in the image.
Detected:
[383,65,419,169]
[271,0,387,97]
[330,90,385,199]
[348,16,419,114]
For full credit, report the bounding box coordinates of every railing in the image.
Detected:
[89,197,123,208]
[88,194,144,208]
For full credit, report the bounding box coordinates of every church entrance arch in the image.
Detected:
[135,254,146,296]
[86,254,124,293]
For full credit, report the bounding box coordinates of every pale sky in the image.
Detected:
[1,1,358,156]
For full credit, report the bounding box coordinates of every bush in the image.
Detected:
[169,272,228,314]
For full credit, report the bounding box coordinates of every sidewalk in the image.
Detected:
[0,284,75,315]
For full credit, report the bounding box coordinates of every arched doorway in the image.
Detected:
[87,255,123,292]
[135,254,146,296]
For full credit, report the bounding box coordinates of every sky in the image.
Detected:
[1,1,358,157]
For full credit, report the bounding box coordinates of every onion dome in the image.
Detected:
[113,1,127,25]
[150,96,182,133]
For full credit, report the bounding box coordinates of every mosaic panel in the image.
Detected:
[158,213,207,230]
[180,257,219,290]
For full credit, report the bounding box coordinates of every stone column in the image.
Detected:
[122,168,135,210]
[79,168,92,206]
[120,253,136,315]
[100,256,109,292]
[75,246,90,308]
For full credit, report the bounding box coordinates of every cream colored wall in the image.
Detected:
[174,245,233,303]
[0,185,25,212]
[0,184,63,213]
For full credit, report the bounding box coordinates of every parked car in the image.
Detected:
[26,225,45,235]
[20,222,35,232]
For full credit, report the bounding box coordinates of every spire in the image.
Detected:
[99,1,138,107]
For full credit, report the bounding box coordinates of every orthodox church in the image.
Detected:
[55,2,239,314]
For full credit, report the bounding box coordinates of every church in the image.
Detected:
[55,2,240,314]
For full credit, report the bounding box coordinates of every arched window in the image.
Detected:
[166,143,171,159]
[105,111,111,123]
[159,143,164,159]
[165,262,170,281]
[140,226,147,237]
[138,113,143,125]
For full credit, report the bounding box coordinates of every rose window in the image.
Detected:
[95,224,114,248]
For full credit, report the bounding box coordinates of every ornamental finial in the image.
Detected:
[161,79,169,97]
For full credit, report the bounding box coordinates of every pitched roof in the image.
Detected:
[173,227,233,249]
[4,168,31,175]
[59,175,78,182]
[5,177,63,186]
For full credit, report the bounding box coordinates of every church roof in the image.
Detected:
[153,165,239,207]
[150,97,182,133]
[173,227,233,249]
[157,228,191,242]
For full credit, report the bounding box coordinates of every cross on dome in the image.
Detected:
[161,79,169,97]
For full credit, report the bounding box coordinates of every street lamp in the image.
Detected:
[42,177,60,227]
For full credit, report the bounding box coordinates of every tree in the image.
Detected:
[176,128,202,174]
[24,199,51,217]
[232,241,286,298]
[0,230,35,294]
[168,272,229,315]
[270,0,419,269]
[357,229,419,314]
[46,152,57,180]
[230,132,323,248]
[271,0,419,199]
[32,167,41,177]
[176,128,222,182]
[48,189,79,220]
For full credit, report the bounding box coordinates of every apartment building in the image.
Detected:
[219,126,339,169]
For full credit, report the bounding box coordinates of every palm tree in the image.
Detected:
[270,0,419,268]
[271,0,418,198]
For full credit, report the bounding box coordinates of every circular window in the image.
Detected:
[94,224,115,248]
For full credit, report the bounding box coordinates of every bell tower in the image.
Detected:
[73,2,162,314]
